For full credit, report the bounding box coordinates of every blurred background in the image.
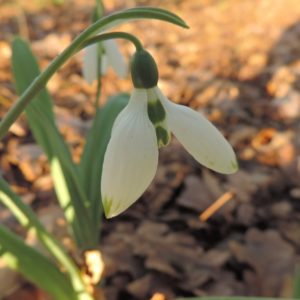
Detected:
[1,0,300,299]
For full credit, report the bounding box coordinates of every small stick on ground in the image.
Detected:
[199,191,235,222]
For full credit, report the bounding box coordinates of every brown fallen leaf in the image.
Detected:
[204,270,245,296]
[252,129,295,167]
[278,220,300,247]
[177,175,216,212]
[230,228,295,297]
[7,143,45,182]
[236,203,256,226]
[228,168,278,203]
[127,273,175,300]
[144,159,189,215]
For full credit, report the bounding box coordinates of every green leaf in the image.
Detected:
[79,93,129,230]
[294,265,300,298]
[12,38,54,120]
[176,296,292,300]
[0,176,93,300]
[11,37,95,248]
[0,224,76,300]
[91,6,189,34]
[52,0,64,5]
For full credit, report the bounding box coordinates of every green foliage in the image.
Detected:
[12,37,94,248]
[294,265,300,298]
[176,296,293,300]
[79,93,129,231]
[0,224,76,300]
[0,177,92,300]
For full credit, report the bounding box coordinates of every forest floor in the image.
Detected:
[1,0,300,299]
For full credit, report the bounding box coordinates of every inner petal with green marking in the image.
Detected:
[147,89,171,148]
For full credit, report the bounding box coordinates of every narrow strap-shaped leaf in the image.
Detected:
[123,6,188,27]
[12,37,95,248]
[29,104,96,247]
[79,93,129,231]
[176,296,293,300]
[0,177,94,300]
[0,224,76,300]
[294,265,300,298]
[88,6,189,35]
[11,38,54,120]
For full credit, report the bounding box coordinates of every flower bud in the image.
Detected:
[131,50,159,88]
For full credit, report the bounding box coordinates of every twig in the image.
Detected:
[199,191,235,222]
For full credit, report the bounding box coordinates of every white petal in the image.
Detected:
[103,40,127,78]
[101,89,158,218]
[82,44,98,84]
[156,88,238,174]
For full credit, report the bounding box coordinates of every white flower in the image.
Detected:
[82,40,127,84]
[101,86,238,218]
[101,89,158,218]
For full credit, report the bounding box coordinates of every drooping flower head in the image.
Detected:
[82,6,127,84]
[101,49,238,218]
[82,40,127,84]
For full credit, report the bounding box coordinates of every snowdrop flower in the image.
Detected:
[101,50,238,218]
[82,39,127,84]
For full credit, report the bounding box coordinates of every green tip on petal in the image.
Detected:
[231,159,239,172]
[103,196,113,218]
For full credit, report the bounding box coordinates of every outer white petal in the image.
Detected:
[101,89,158,218]
[103,40,127,78]
[155,88,238,174]
[82,44,98,84]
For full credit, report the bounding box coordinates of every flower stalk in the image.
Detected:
[0,7,188,140]
[81,32,143,51]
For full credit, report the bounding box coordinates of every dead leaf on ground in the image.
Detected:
[230,228,295,297]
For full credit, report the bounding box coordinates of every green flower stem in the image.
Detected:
[0,7,187,140]
[84,32,143,109]
[81,31,143,51]
[83,31,143,109]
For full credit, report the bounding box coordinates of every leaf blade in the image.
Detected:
[11,37,95,248]
[0,176,93,300]
[0,224,76,300]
